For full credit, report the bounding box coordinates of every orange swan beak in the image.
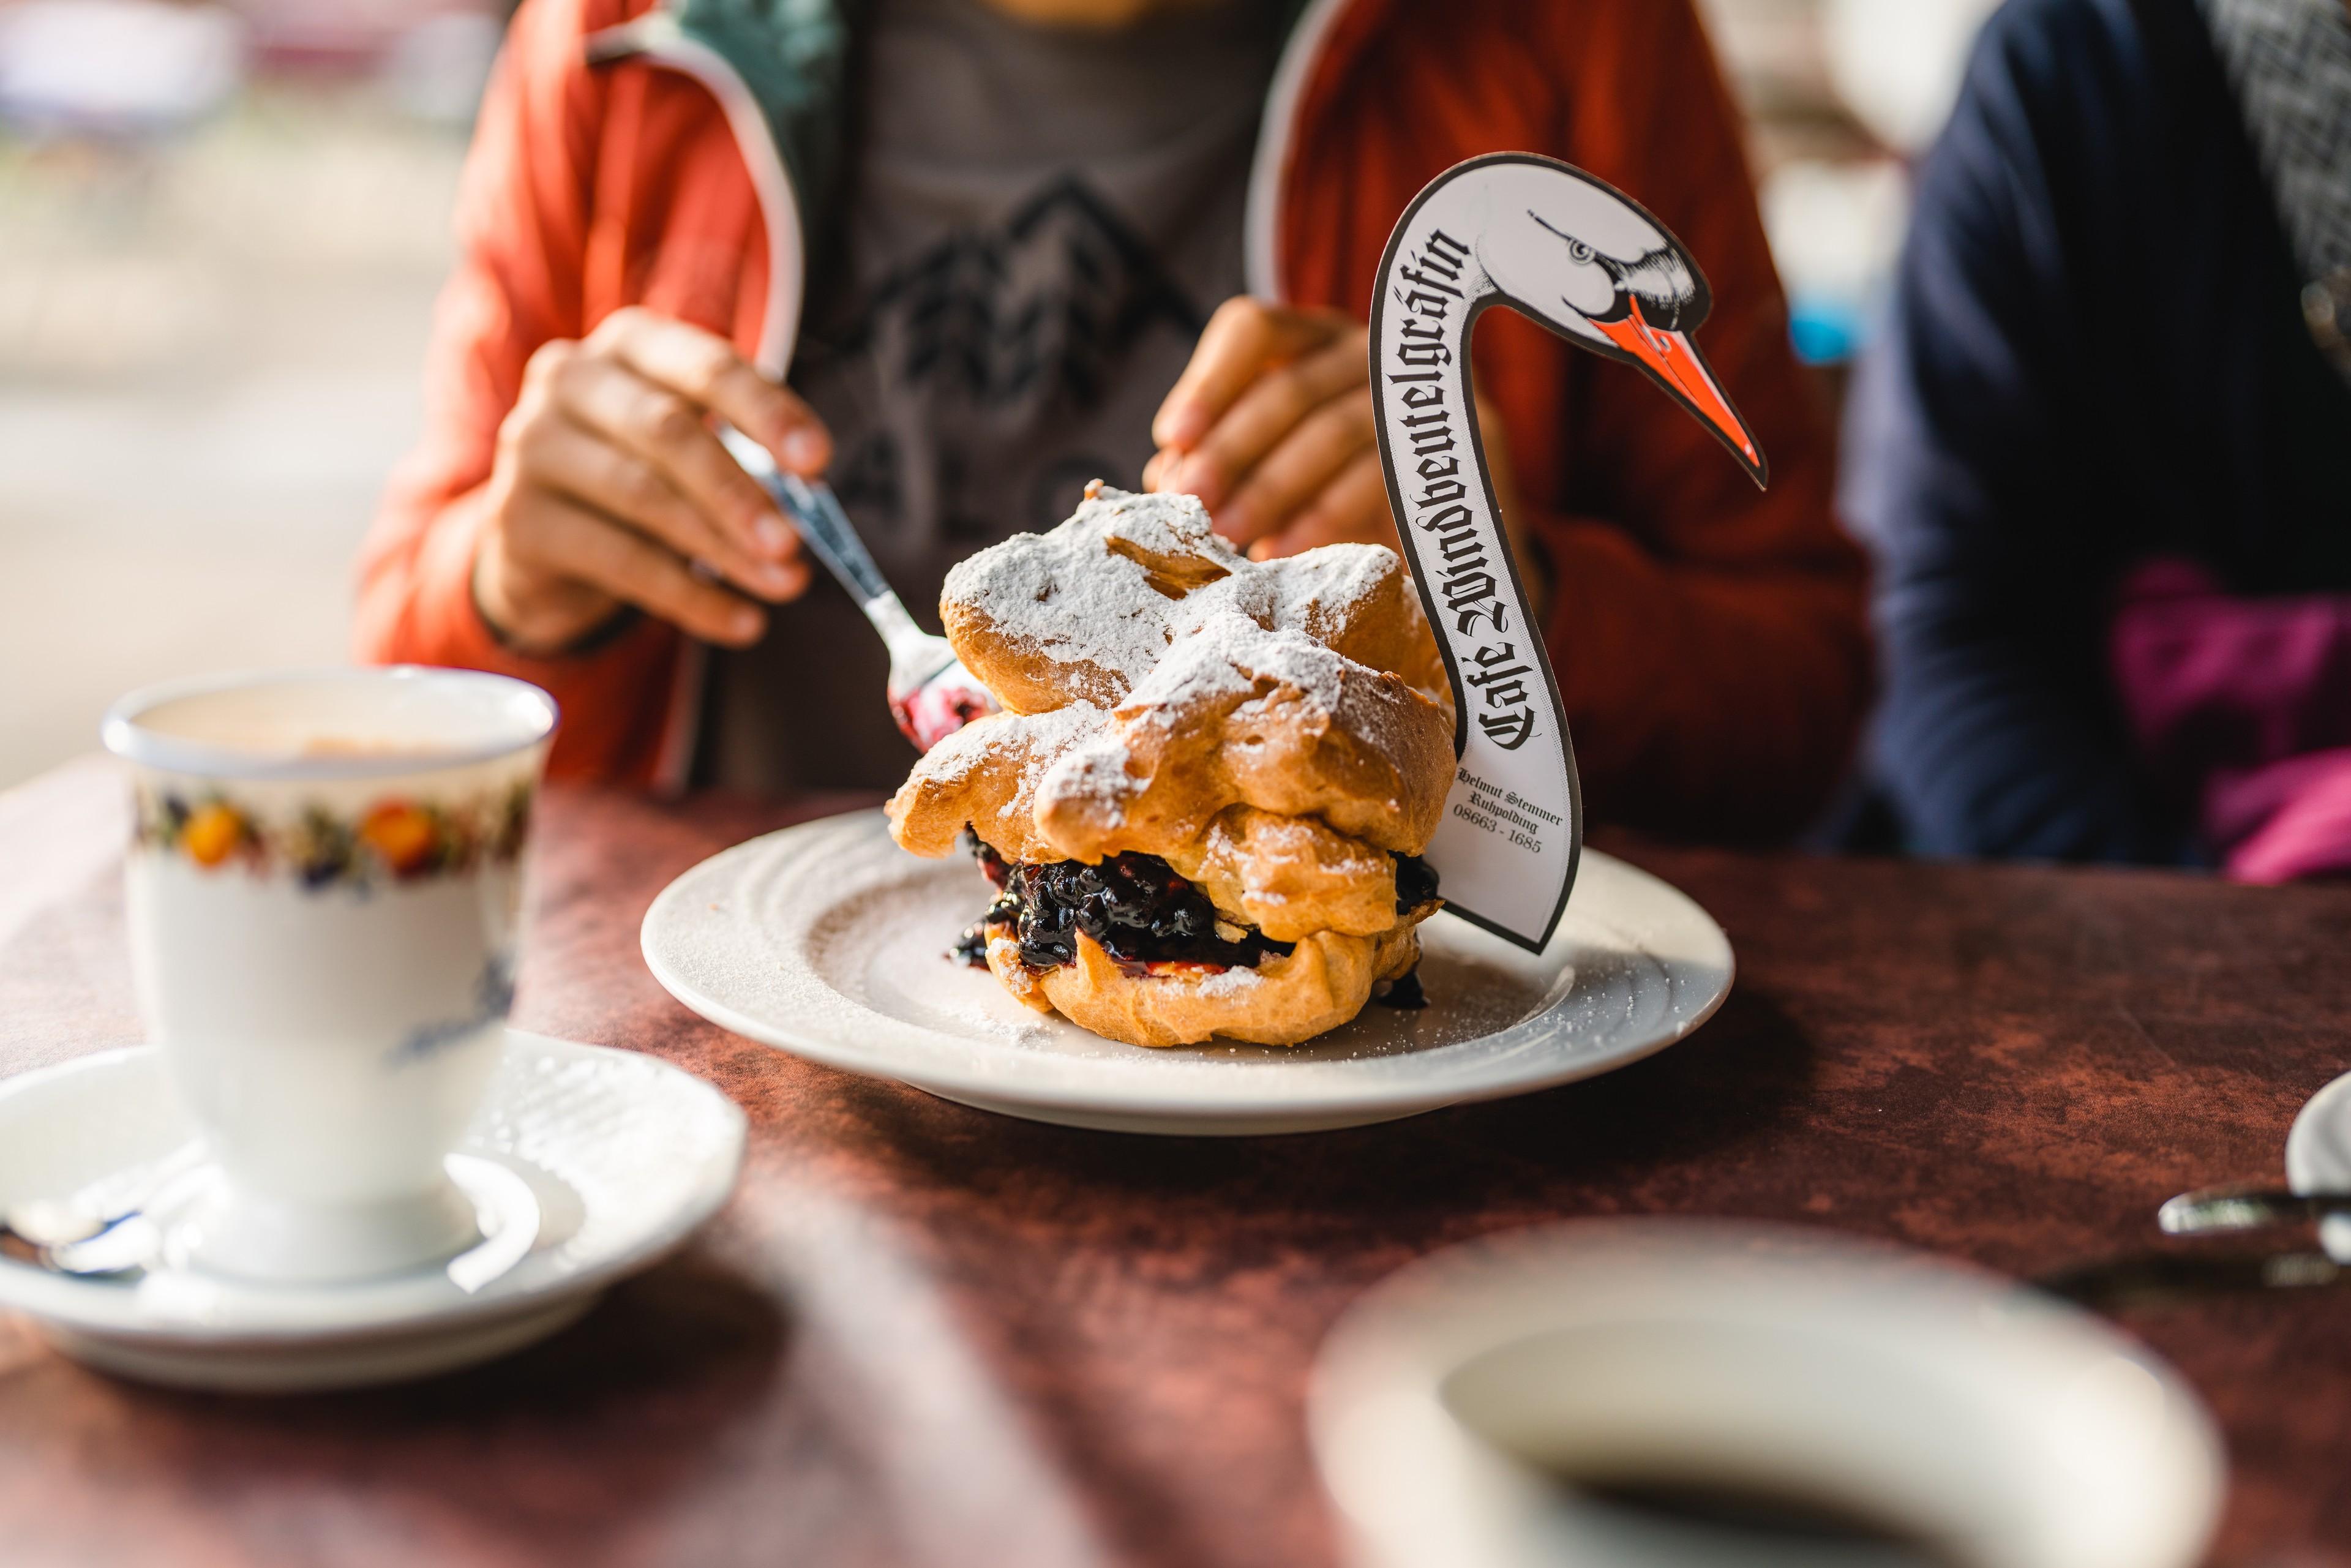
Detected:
[1591,298,1768,489]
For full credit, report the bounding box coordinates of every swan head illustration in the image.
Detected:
[1467,159,1766,486]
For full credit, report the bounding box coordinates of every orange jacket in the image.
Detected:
[356,0,1869,838]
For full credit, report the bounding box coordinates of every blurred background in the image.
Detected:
[0,0,1996,790]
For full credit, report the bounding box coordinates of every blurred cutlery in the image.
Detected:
[0,1142,207,1279]
[2038,1248,2349,1310]
[2034,1180,2351,1308]
[2157,1182,2351,1237]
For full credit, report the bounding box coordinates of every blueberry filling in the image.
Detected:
[1393,853,1439,913]
[949,831,1291,973]
[949,831,1441,997]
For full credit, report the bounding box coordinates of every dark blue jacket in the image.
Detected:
[1843,0,2351,863]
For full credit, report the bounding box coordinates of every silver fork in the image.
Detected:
[715,423,997,751]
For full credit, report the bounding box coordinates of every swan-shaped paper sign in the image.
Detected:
[1370,152,1768,951]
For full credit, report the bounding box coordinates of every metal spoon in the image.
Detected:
[0,1143,207,1279]
[2156,1182,2351,1237]
[714,422,998,751]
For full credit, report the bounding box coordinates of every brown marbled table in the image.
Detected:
[2,757,2350,1567]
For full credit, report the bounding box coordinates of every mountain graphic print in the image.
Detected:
[793,176,1207,550]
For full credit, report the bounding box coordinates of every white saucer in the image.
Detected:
[2285,1068,2351,1259]
[641,809,1734,1136]
[1310,1220,2223,1568]
[0,1032,745,1392]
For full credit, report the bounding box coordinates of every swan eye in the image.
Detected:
[1567,239,1595,265]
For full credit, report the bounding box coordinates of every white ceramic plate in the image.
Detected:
[2285,1068,2351,1259]
[1311,1220,2223,1568]
[0,1032,744,1392]
[640,809,1734,1135]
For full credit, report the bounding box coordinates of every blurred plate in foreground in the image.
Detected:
[1311,1220,2221,1568]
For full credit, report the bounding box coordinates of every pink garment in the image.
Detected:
[2109,558,2351,881]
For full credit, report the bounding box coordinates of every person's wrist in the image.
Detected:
[470,538,624,658]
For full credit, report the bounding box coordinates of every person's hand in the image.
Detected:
[1144,301,1385,560]
[1142,300,1523,560]
[473,307,830,653]
[1145,298,1525,579]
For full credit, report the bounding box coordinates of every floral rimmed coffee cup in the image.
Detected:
[102,667,557,1285]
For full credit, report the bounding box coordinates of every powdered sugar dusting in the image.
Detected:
[1269,545,1393,634]
[914,489,1447,868]
[907,703,1110,850]
[1119,611,1408,760]
[946,487,1404,703]
[1035,738,1139,816]
[944,489,1238,690]
[920,703,1103,780]
[1191,962,1267,998]
[1123,612,1280,710]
